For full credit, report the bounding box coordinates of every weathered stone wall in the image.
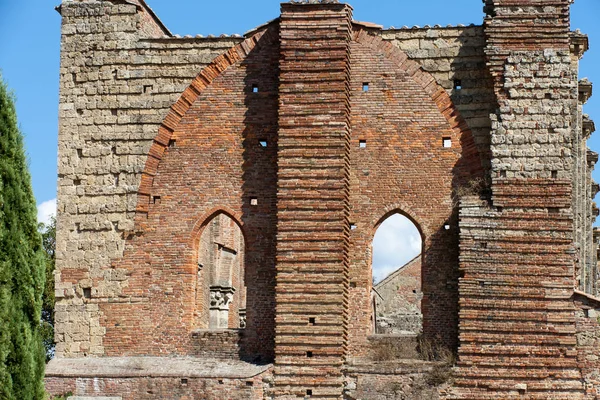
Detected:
[55,0,242,358]
[450,0,594,398]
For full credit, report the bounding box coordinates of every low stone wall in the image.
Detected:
[376,313,422,335]
[45,357,272,400]
[344,360,451,400]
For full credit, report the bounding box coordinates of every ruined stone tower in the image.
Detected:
[46,0,600,399]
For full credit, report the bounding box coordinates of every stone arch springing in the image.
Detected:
[371,211,424,336]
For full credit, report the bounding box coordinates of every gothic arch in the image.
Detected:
[134,25,278,224]
[353,28,484,183]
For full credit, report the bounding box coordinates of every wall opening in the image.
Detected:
[195,213,247,330]
[371,213,422,336]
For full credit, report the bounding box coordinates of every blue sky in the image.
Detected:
[0,0,598,278]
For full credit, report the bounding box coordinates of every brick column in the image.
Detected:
[452,1,585,398]
[274,2,353,398]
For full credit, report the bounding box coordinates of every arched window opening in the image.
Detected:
[372,213,422,335]
[196,213,246,330]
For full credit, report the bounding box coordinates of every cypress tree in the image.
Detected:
[0,74,46,399]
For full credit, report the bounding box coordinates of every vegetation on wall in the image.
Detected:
[39,216,56,362]
[0,74,47,399]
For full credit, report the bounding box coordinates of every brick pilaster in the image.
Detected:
[452,1,584,398]
[274,2,353,398]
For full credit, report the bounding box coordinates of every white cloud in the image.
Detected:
[372,213,422,283]
[37,198,57,225]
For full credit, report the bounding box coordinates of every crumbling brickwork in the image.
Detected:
[47,0,599,399]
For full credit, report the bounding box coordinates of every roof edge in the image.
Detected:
[374,254,422,289]
[132,0,172,37]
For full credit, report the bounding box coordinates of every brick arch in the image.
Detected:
[134,26,277,221]
[369,204,428,242]
[353,29,484,182]
[189,206,246,256]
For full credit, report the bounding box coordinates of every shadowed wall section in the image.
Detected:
[101,25,279,361]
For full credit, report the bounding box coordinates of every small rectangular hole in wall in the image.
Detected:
[309,317,316,325]
[218,379,224,385]
[359,140,367,148]
[480,242,488,249]
[246,381,253,387]
[362,82,369,92]
[144,85,153,94]
[545,93,552,99]
[443,137,452,148]
[77,109,83,116]
[83,288,92,299]
[444,224,451,230]
[77,149,83,158]
[306,389,313,396]
[181,378,188,385]
[454,79,462,90]
[548,207,560,214]
[114,173,119,186]
[168,139,176,148]
[551,170,558,179]
[250,197,258,206]
[584,309,590,318]
[259,140,268,148]
[111,109,118,116]
[153,196,161,204]
[252,84,259,93]
[306,351,313,358]
[350,224,357,230]
[73,179,81,186]
[499,170,507,178]
[497,206,503,213]
[350,282,357,288]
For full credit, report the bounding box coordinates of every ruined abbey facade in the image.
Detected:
[46,0,600,398]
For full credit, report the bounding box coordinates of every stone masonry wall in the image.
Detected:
[55,0,242,357]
